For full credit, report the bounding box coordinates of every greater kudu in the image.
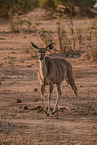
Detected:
[31,42,78,116]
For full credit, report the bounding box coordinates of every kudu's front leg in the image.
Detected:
[52,83,61,115]
[41,85,46,114]
[47,83,53,116]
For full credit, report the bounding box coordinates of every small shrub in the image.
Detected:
[81,45,97,62]
[10,16,32,32]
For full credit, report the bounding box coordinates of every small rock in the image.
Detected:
[21,60,24,63]
[33,98,39,102]
[34,88,38,92]
[17,99,22,103]
[24,106,28,110]
[55,117,59,119]
[0,37,6,40]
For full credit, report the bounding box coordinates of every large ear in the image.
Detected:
[31,42,39,50]
[46,43,53,51]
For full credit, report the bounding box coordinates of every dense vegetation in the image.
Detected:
[39,0,96,16]
[0,0,39,17]
[0,0,96,17]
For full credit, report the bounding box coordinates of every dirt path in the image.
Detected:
[0,31,97,144]
[0,117,97,144]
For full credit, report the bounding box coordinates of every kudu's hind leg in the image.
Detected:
[47,83,53,116]
[52,83,61,115]
[41,85,46,113]
[67,75,78,110]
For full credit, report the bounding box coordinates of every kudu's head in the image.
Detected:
[31,42,53,61]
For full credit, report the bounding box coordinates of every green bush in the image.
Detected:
[39,0,96,16]
[39,0,56,9]
[0,0,39,17]
[0,0,96,17]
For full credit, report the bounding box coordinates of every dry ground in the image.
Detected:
[0,18,97,145]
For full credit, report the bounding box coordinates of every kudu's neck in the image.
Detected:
[39,58,47,80]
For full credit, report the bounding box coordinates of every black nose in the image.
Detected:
[40,57,43,61]
[39,54,43,61]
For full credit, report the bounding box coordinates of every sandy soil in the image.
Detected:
[0,18,97,144]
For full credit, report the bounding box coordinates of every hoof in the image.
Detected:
[47,113,50,116]
[52,111,55,115]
